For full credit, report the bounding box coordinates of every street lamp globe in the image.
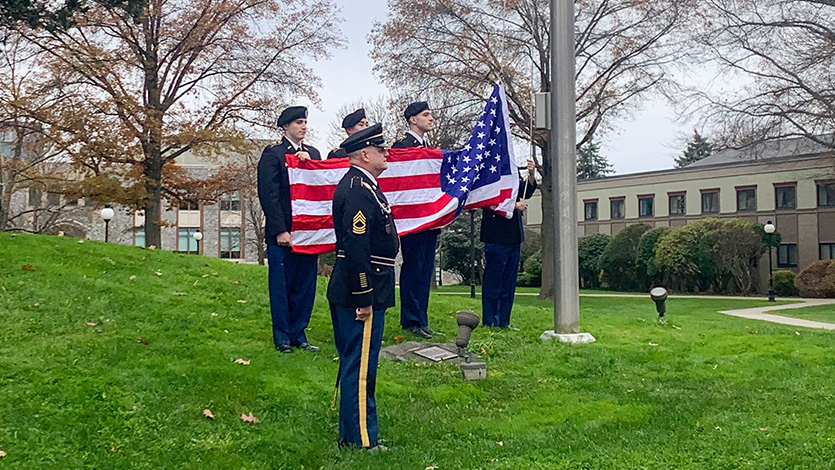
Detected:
[193,231,203,242]
[764,220,775,234]
[100,206,115,221]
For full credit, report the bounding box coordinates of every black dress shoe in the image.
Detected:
[421,326,436,336]
[407,326,432,339]
[276,344,292,353]
[298,342,320,352]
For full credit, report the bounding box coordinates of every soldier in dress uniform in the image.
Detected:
[327,108,369,159]
[391,101,438,339]
[257,105,322,354]
[327,123,398,451]
[480,160,537,327]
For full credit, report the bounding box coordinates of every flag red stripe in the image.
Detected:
[463,188,514,209]
[293,214,334,231]
[293,243,336,255]
[385,147,443,162]
[390,194,454,220]
[378,174,440,192]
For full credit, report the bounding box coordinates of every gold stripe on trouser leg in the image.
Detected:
[358,310,374,448]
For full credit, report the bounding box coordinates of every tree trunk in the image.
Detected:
[143,157,163,247]
[538,143,556,299]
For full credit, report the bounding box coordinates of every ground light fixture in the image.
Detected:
[650,287,668,318]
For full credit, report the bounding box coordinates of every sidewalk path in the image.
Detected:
[437,291,835,330]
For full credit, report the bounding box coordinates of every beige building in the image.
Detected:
[526,137,835,279]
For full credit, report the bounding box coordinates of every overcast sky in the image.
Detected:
[296,0,691,176]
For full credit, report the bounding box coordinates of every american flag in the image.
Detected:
[441,83,518,217]
[286,83,517,255]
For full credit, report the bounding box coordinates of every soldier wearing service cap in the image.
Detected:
[392,101,438,340]
[327,123,398,451]
[327,108,369,159]
[256,105,322,354]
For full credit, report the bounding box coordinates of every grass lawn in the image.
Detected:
[2,232,835,469]
[774,304,835,324]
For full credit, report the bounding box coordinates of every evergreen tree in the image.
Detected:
[675,130,713,168]
[577,139,614,180]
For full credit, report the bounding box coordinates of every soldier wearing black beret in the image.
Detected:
[327,108,369,159]
[256,105,322,354]
[392,101,438,339]
[327,123,398,451]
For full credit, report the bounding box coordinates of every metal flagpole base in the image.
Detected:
[539,331,596,344]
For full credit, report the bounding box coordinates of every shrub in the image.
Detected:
[772,270,799,297]
[654,218,766,294]
[635,227,670,290]
[795,260,835,298]
[578,233,611,289]
[598,223,651,291]
[517,249,542,287]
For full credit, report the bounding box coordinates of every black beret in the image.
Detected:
[404,101,429,120]
[340,123,387,154]
[277,106,307,127]
[341,108,366,129]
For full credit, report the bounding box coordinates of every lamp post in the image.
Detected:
[100,205,115,242]
[764,220,776,302]
[193,230,203,255]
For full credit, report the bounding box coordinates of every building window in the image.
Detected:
[220,192,241,212]
[821,243,835,260]
[220,228,241,259]
[775,185,796,210]
[584,201,597,221]
[777,243,798,268]
[179,200,197,211]
[669,194,686,216]
[701,190,720,214]
[135,228,145,247]
[46,192,61,207]
[610,198,625,219]
[638,196,654,218]
[28,187,41,207]
[178,227,198,252]
[818,182,835,207]
[736,188,757,212]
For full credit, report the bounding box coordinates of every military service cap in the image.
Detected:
[404,101,429,120]
[341,123,387,154]
[278,106,307,127]
[341,108,366,129]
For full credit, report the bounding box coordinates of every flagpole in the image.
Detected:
[541,0,594,343]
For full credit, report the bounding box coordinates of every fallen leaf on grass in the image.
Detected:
[17,281,24,285]
[648,342,658,346]
[33,303,40,307]
[58,231,65,237]
[233,280,242,285]
[497,441,504,447]
[237,300,247,304]
[393,335,404,344]
[154,271,163,276]
[795,331,801,336]
[107,259,115,265]
[234,358,250,365]
[211,312,218,317]
[481,346,488,355]
[426,466,438,470]
[172,292,187,296]
[22,264,34,272]
[715,426,722,431]
[77,240,84,244]
[148,245,156,250]
[240,412,260,424]
[203,409,215,420]
[86,322,97,326]
[759,428,767,431]
[137,338,149,345]
[129,275,137,281]
[0,450,5,458]
[202,274,209,278]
